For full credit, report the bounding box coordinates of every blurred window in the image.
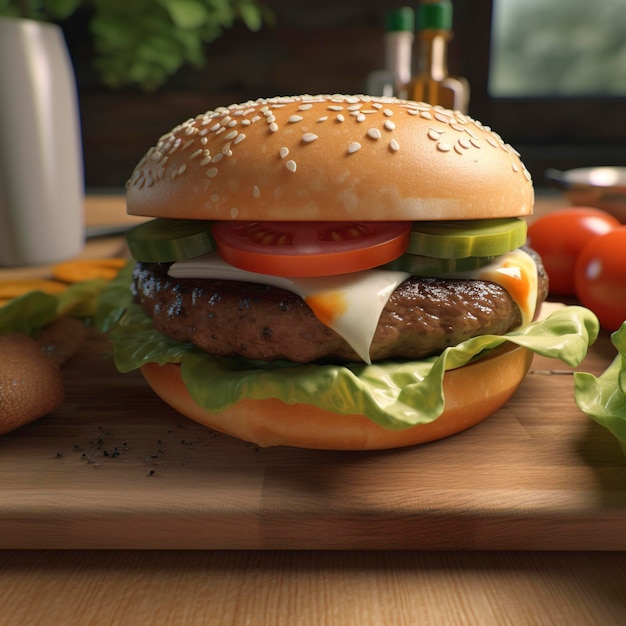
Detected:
[455,0,626,180]
[489,0,626,97]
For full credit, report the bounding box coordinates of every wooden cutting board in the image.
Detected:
[1,323,624,550]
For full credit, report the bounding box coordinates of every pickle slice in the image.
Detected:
[383,253,494,276]
[407,218,527,259]
[126,218,216,262]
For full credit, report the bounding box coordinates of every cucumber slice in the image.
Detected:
[126,218,216,262]
[383,253,494,276]
[407,218,527,259]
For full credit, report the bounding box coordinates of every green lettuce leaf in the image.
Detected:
[0,278,110,337]
[98,268,600,430]
[575,322,626,454]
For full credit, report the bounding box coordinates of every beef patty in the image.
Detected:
[131,249,548,363]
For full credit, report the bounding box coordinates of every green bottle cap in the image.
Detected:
[417,1,453,31]
[385,6,415,32]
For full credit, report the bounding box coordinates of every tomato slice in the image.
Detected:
[212,221,411,276]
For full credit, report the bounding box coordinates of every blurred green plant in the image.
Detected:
[0,0,272,90]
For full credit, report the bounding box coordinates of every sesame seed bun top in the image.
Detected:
[126,94,534,222]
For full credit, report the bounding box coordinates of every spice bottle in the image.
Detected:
[364,7,415,98]
[405,0,469,112]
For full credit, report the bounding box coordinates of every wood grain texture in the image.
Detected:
[0,325,624,550]
[0,550,625,625]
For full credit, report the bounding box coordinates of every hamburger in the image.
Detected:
[102,94,597,450]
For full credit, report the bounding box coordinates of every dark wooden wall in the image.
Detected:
[67,1,472,189]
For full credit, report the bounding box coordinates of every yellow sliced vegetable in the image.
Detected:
[0,279,67,300]
[51,258,126,283]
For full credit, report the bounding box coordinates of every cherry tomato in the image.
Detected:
[212,221,411,277]
[574,226,626,331]
[527,207,620,296]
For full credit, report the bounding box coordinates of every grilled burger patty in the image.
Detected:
[131,249,548,363]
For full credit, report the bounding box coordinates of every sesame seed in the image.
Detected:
[241,119,251,126]
[336,114,345,122]
[356,113,366,122]
[328,105,343,111]
[384,120,396,131]
[389,139,400,152]
[458,137,471,149]
[190,149,203,159]
[427,129,443,141]
[234,133,246,144]
[383,109,393,117]
[230,207,239,218]
[279,147,289,158]
[286,160,297,172]
[347,104,362,111]
[210,123,221,131]
[347,142,361,154]
[253,185,261,198]
[371,103,383,109]
[251,116,261,123]
[211,153,224,163]
[486,136,499,148]
[227,120,237,127]
[512,163,520,173]
[302,133,318,143]
[200,155,212,166]
[298,104,313,110]
[206,167,218,177]
[178,164,186,175]
[224,130,238,141]
[317,116,328,122]
[288,115,303,123]
[420,111,433,120]
[367,128,382,140]
[269,122,278,133]
[437,141,452,152]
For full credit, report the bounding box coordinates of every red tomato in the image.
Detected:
[212,221,411,277]
[574,226,626,331]
[527,207,620,296]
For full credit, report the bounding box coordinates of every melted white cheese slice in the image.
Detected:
[442,248,538,327]
[169,248,538,363]
[169,253,409,364]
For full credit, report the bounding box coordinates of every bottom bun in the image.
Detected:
[140,344,533,450]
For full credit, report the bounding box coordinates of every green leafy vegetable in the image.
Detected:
[0,278,110,337]
[575,322,626,454]
[97,269,600,430]
[1,1,272,90]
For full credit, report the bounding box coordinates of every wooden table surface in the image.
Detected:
[1,193,625,625]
